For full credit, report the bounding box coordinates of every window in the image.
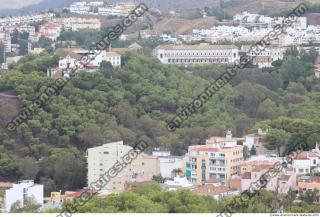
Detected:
[103,151,109,154]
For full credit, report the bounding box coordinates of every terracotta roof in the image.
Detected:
[66,189,96,198]
[279,175,291,181]
[252,164,274,171]
[0,182,13,188]
[155,44,238,50]
[296,151,320,160]
[193,147,219,152]
[206,178,222,183]
[242,172,251,179]
[105,51,121,57]
[310,176,320,183]
[42,23,60,29]
[111,48,130,53]
[195,185,234,196]
[314,64,320,68]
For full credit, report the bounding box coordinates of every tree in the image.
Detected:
[152,174,164,183]
[38,36,53,52]
[99,60,114,79]
[250,145,257,155]
[301,189,319,204]
[18,40,28,56]
[0,42,4,64]
[10,197,41,213]
[265,129,289,155]
[17,157,39,180]
[243,146,250,160]
[171,168,183,177]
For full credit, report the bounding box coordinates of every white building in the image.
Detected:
[293,146,320,176]
[162,176,194,191]
[152,149,183,178]
[241,45,286,68]
[4,180,43,213]
[57,17,101,31]
[89,51,121,67]
[58,55,82,70]
[69,2,91,14]
[0,31,11,53]
[0,13,55,26]
[153,44,239,65]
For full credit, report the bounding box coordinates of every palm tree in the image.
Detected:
[171,168,183,177]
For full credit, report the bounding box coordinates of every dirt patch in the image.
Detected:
[153,17,217,34]
[0,92,22,131]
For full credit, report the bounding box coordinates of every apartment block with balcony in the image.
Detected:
[184,131,244,186]
[153,44,239,65]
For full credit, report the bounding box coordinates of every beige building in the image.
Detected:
[86,141,159,194]
[184,131,244,186]
[153,44,239,65]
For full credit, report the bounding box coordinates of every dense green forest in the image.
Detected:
[0,46,319,193]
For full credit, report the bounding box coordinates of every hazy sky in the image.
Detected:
[0,0,42,9]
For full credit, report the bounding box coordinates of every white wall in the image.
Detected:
[4,181,43,212]
[159,157,183,178]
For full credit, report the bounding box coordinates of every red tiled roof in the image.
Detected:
[66,189,96,198]
[206,178,222,183]
[296,151,320,160]
[193,147,218,152]
[0,182,13,188]
[310,176,320,183]
[195,185,233,196]
[242,172,251,179]
[42,23,60,29]
[279,175,291,181]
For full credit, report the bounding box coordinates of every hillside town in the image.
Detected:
[0,0,320,214]
[1,130,320,212]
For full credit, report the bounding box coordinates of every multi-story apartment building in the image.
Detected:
[184,131,244,186]
[153,44,240,65]
[39,23,61,41]
[57,17,101,31]
[86,141,159,194]
[4,180,43,213]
